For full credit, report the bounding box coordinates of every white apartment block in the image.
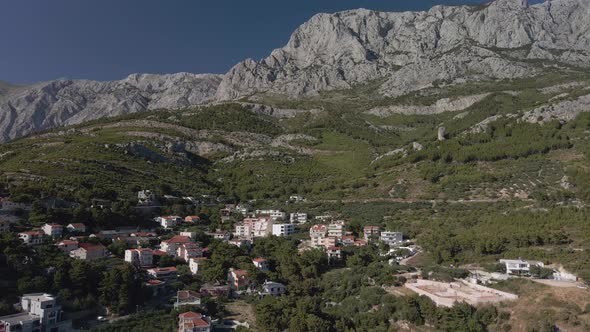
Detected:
[500,259,544,275]
[327,221,345,239]
[289,213,308,224]
[272,223,295,237]
[255,209,287,221]
[19,231,44,245]
[125,248,153,267]
[380,231,403,246]
[156,216,182,229]
[42,224,63,238]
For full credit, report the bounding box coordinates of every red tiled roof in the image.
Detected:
[58,240,78,245]
[78,243,106,251]
[152,250,167,256]
[231,269,248,278]
[69,223,86,228]
[253,258,267,263]
[162,235,191,244]
[179,311,202,319]
[146,280,164,285]
[310,224,327,232]
[20,230,44,236]
[327,246,341,251]
[178,290,201,300]
[46,223,63,228]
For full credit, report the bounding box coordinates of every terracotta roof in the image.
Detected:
[253,258,267,263]
[231,269,249,278]
[152,250,167,256]
[342,235,355,240]
[46,223,63,228]
[78,243,106,251]
[310,224,327,232]
[179,311,202,319]
[146,280,164,285]
[162,235,191,244]
[68,223,86,228]
[184,319,210,328]
[20,230,44,236]
[178,290,201,300]
[327,246,341,251]
[58,240,78,245]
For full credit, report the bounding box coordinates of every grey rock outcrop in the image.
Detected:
[216,0,590,100]
[0,73,222,142]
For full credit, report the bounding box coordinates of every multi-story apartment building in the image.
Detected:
[272,223,295,237]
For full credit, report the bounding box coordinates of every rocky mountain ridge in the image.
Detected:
[2,0,590,142]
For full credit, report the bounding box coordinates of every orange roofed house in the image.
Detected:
[228,269,250,290]
[160,235,192,255]
[178,311,210,332]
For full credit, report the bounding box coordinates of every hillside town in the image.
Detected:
[0,189,585,332]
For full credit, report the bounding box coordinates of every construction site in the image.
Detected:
[404,279,518,307]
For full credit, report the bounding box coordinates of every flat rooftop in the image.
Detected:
[0,312,39,325]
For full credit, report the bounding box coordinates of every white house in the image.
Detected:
[500,259,544,275]
[380,231,403,246]
[261,281,286,296]
[189,257,207,275]
[272,223,295,237]
[56,240,79,253]
[156,216,182,229]
[175,290,202,308]
[125,248,153,267]
[253,258,269,271]
[255,209,286,221]
[326,246,342,261]
[0,293,71,332]
[66,223,87,233]
[178,311,210,332]
[19,231,45,245]
[309,224,328,248]
[327,221,345,239]
[70,243,108,261]
[289,213,308,224]
[160,235,192,255]
[363,226,382,241]
[176,243,203,262]
[41,224,63,238]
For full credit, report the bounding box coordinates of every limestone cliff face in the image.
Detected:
[0,73,222,142]
[216,0,590,99]
[2,0,590,142]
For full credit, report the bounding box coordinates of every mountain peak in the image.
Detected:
[493,0,528,7]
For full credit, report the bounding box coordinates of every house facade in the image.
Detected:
[178,311,210,332]
[272,223,295,237]
[189,257,207,275]
[253,258,269,271]
[500,259,545,275]
[57,240,79,253]
[0,293,71,332]
[228,269,250,290]
[380,231,403,246]
[66,223,86,233]
[69,243,108,261]
[363,226,382,241]
[262,281,286,296]
[42,224,63,238]
[309,224,328,248]
[289,213,308,224]
[125,248,154,267]
[160,235,192,255]
[19,231,44,245]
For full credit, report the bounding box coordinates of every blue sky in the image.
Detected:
[1,0,533,84]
